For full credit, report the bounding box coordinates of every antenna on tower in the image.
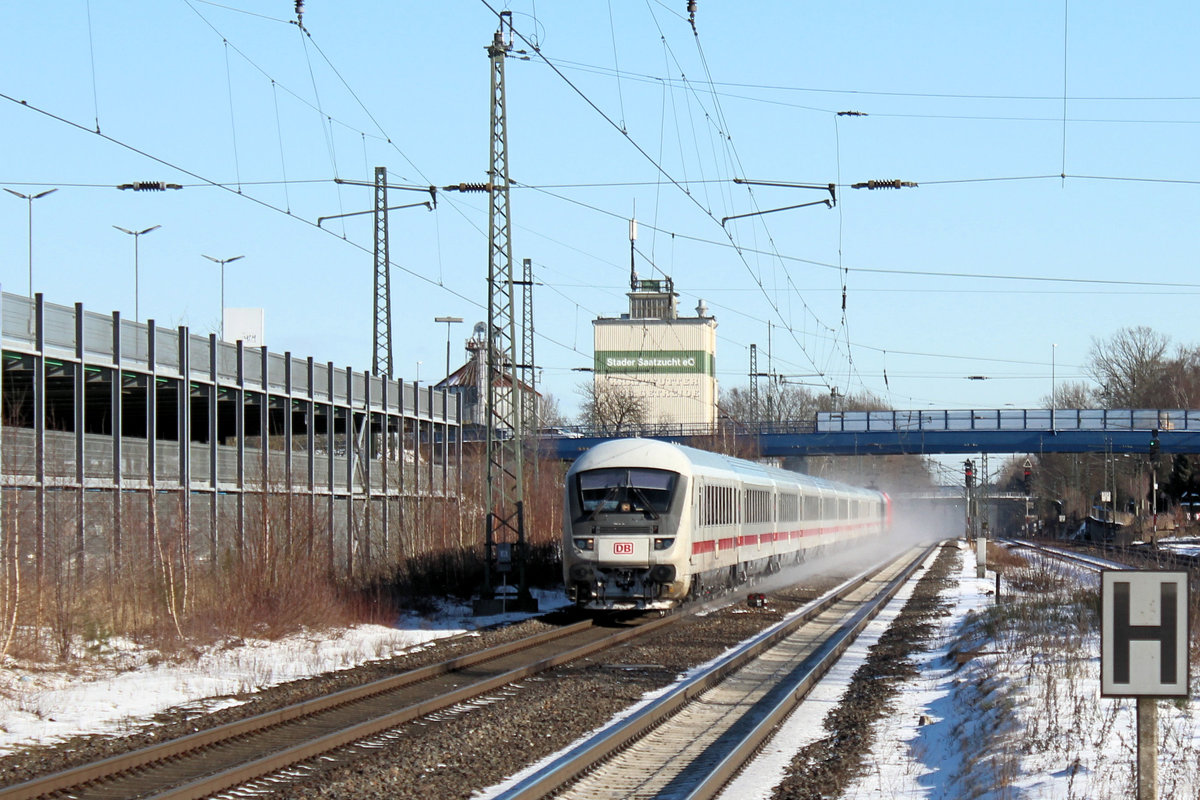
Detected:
[629,214,638,290]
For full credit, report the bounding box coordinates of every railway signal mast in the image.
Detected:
[963,459,979,540]
[1023,458,1034,534]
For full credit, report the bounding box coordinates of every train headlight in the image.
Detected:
[573,537,595,551]
[652,537,675,551]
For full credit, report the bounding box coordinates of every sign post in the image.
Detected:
[1101,570,1190,800]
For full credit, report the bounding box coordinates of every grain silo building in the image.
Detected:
[593,276,718,428]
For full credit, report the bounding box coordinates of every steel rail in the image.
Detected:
[1015,537,1200,573]
[0,616,673,800]
[1002,538,1121,572]
[495,543,940,800]
[680,542,939,800]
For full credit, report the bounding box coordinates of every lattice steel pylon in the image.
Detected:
[520,256,536,443]
[372,166,392,377]
[749,343,759,420]
[479,14,533,610]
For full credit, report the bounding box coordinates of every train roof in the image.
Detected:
[567,438,882,498]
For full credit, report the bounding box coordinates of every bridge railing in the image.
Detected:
[816,409,1200,433]
[534,418,819,441]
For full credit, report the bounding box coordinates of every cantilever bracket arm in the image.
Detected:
[734,179,836,203]
[332,178,439,208]
[317,200,432,228]
[721,198,832,227]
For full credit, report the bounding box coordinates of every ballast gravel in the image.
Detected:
[0,580,842,799]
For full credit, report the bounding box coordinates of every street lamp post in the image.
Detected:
[5,187,58,298]
[434,316,464,382]
[1051,343,1057,430]
[113,224,160,323]
[202,254,244,341]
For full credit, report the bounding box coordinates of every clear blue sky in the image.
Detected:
[3,1,1199,418]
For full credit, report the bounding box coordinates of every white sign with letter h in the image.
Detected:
[1101,570,1189,697]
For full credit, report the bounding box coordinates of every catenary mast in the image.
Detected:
[478,12,534,611]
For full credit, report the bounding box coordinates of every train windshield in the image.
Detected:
[577,468,677,516]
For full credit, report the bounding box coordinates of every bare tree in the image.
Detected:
[536,392,571,430]
[1041,380,1097,409]
[822,389,888,413]
[720,383,820,423]
[1160,345,1200,408]
[577,380,647,434]
[1087,326,1170,407]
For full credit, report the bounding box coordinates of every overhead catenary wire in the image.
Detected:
[638,1,850,390]
[1061,0,1070,179]
[544,56,1200,104]
[271,81,293,213]
[515,181,1200,290]
[223,39,243,193]
[541,57,1200,126]
[0,91,491,322]
[0,87,1079,422]
[607,0,627,133]
[84,0,101,133]
[0,94,608,393]
[17,5,1198,412]
[180,1,385,143]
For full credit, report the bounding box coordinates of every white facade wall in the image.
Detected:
[593,316,718,427]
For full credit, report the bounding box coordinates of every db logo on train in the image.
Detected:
[612,541,635,555]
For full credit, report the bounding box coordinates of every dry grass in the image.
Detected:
[0,452,568,664]
[947,555,1200,798]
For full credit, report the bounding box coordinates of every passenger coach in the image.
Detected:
[563,439,891,610]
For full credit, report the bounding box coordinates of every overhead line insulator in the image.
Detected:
[117,181,182,191]
[851,179,918,190]
[444,182,493,193]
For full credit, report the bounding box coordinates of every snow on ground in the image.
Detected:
[483,541,1200,800]
[715,545,946,800]
[5,546,1200,799]
[840,543,1200,800]
[0,588,568,756]
[1157,536,1200,559]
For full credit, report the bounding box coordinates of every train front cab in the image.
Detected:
[564,463,689,609]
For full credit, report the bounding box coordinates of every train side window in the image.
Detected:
[780,493,798,522]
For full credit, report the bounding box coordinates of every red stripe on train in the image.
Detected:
[691,521,882,555]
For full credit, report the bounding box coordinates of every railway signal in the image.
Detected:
[964,459,974,488]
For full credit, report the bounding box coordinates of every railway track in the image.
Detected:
[1006,536,1200,573]
[0,614,674,800]
[494,542,940,800]
[1003,538,1121,572]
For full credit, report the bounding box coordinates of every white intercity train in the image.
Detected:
[563,439,892,610]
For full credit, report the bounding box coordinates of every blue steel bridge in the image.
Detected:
[542,408,1200,460]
